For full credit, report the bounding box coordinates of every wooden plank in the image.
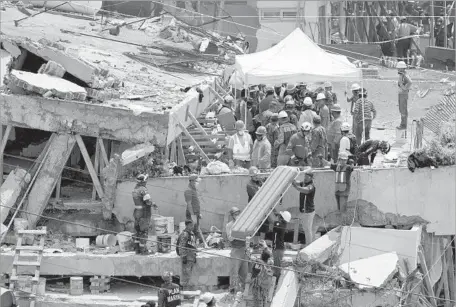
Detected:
[418,247,438,307]
[97,138,109,165]
[0,125,12,153]
[15,246,44,251]
[13,261,41,266]
[442,249,451,307]
[177,136,186,166]
[17,230,47,235]
[75,135,104,199]
[177,120,210,163]
[92,139,100,201]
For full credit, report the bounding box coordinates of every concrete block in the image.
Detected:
[1,39,21,57]
[270,269,298,307]
[8,70,87,101]
[338,226,421,271]
[0,168,31,224]
[85,88,120,102]
[297,226,341,264]
[338,252,399,289]
[0,49,12,86]
[121,143,155,166]
[38,61,66,78]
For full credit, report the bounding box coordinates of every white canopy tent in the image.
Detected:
[234,28,362,86]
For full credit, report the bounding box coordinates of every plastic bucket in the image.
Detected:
[157,235,171,253]
[70,277,83,295]
[152,216,169,235]
[96,234,117,247]
[117,231,133,252]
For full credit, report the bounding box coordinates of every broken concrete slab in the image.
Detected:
[338,226,421,271]
[0,49,12,86]
[338,252,399,289]
[21,141,47,158]
[85,88,120,102]
[8,70,87,101]
[0,39,21,58]
[121,143,155,166]
[0,168,31,224]
[297,226,341,264]
[270,270,298,307]
[38,60,66,78]
[101,154,121,220]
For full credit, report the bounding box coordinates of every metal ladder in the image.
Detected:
[9,228,46,307]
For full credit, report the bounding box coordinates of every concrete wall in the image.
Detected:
[114,166,456,235]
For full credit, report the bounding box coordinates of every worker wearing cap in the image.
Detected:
[282,96,298,127]
[251,126,271,169]
[310,115,327,168]
[228,120,253,169]
[298,97,317,128]
[132,174,158,255]
[324,81,337,108]
[251,248,274,307]
[315,93,330,131]
[247,166,263,202]
[339,122,357,159]
[327,104,343,161]
[353,88,376,144]
[179,219,197,290]
[397,61,412,129]
[200,292,218,306]
[259,86,276,113]
[395,16,418,63]
[275,111,297,166]
[286,122,312,167]
[157,271,181,307]
[272,211,291,278]
[184,174,204,243]
[292,168,316,245]
[266,113,280,167]
[226,207,248,292]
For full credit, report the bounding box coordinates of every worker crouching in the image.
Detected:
[251,248,274,307]
[226,207,248,292]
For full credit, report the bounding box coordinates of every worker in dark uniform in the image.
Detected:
[272,211,291,279]
[132,174,158,255]
[157,271,181,307]
[356,140,391,166]
[251,247,274,307]
[179,219,197,290]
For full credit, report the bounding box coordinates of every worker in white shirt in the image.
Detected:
[339,122,357,160]
[228,120,253,169]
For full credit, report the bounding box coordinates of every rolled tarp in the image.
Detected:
[30,1,102,16]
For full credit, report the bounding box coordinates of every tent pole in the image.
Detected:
[361,79,365,144]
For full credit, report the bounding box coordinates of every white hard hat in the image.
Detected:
[284,95,294,102]
[278,111,288,119]
[341,122,350,132]
[201,293,215,304]
[351,83,361,91]
[224,95,234,102]
[303,97,313,107]
[397,61,407,69]
[301,122,312,131]
[316,93,326,101]
[279,211,291,223]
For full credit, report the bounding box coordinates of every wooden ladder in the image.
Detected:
[10,228,46,307]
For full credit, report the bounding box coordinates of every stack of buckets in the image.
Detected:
[117,232,134,252]
[149,215,174,254]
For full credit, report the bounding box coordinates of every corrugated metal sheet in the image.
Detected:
[231,166,300,239]
[424,93,456,135]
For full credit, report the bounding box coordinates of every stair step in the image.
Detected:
[15,246,44,251]
[18,230,47,235]
[13,261,41,267]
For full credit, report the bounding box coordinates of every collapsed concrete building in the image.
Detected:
[1,3,456,307]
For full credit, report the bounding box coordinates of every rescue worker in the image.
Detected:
[184,174,204,243]
[251,248,274,307]
[298,97,317,128]
[397,61,412,130]
[200,293,218,307]
[179,219,197,290]
[259,86,276,113]
[310,115,327,168]
[283,96,298,127]
[284,84,297,100]
[256,100,278,127]
[353,88,376,144]
[339,122,357,160]
[315,93,330,130]
[296,82,309,101]
[324,81,337,107]
[327,104,343,162]
[132,174,158,255]
[157,272,181,307]
[216,95,234,116]
[272,211,291,278]
[376,17,394,58]
[251,126,271,169]
[226,207,248,292]
[217,95,236,131]
[286,122,312,167]
[292,168,316,245]
[395,16,418,63]
[228,120,253,169]
[346,83,361,131]
[356,140,391,166]
[265,113,279,167]
[320,152,355,212]
[275,111,297,166]
[246,166,263,202]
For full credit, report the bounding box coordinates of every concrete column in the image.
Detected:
[0,168,31,224]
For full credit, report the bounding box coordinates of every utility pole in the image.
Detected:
[430,1,434,47]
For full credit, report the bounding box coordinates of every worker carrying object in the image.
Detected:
[356,140,391,166]
[225,207,248,293]
[177,219,197,290]
[132,174,157,255]
[157,271,181,307]
[251,247,274,307]
[397,61,412,130]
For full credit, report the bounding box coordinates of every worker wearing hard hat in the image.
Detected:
[251,126,272,169]
[282,95,299,127]
[157,272,181,307]
[310,115,328,167]
[327,104,343,161]
[275,111,297,166]
[298,97,317,128]
[286,122,312,167]
[225,207,248,292]
[200,292,218,306]
[228,120,253,169]
[251,248,274,307]
[272,211,291,278]
[395,16,419,63]
[217,95,234,116]
[246,166,263,202]
[339,122,358,159]
[266,113,280,167]
[356,140,391,166]
[315,93,330,130]
[397,61,412,129]
[353,88,376,145]
[324,81,337,108]
[292,168,316,245]
[346,83,361,122]
[259,86,276,113]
